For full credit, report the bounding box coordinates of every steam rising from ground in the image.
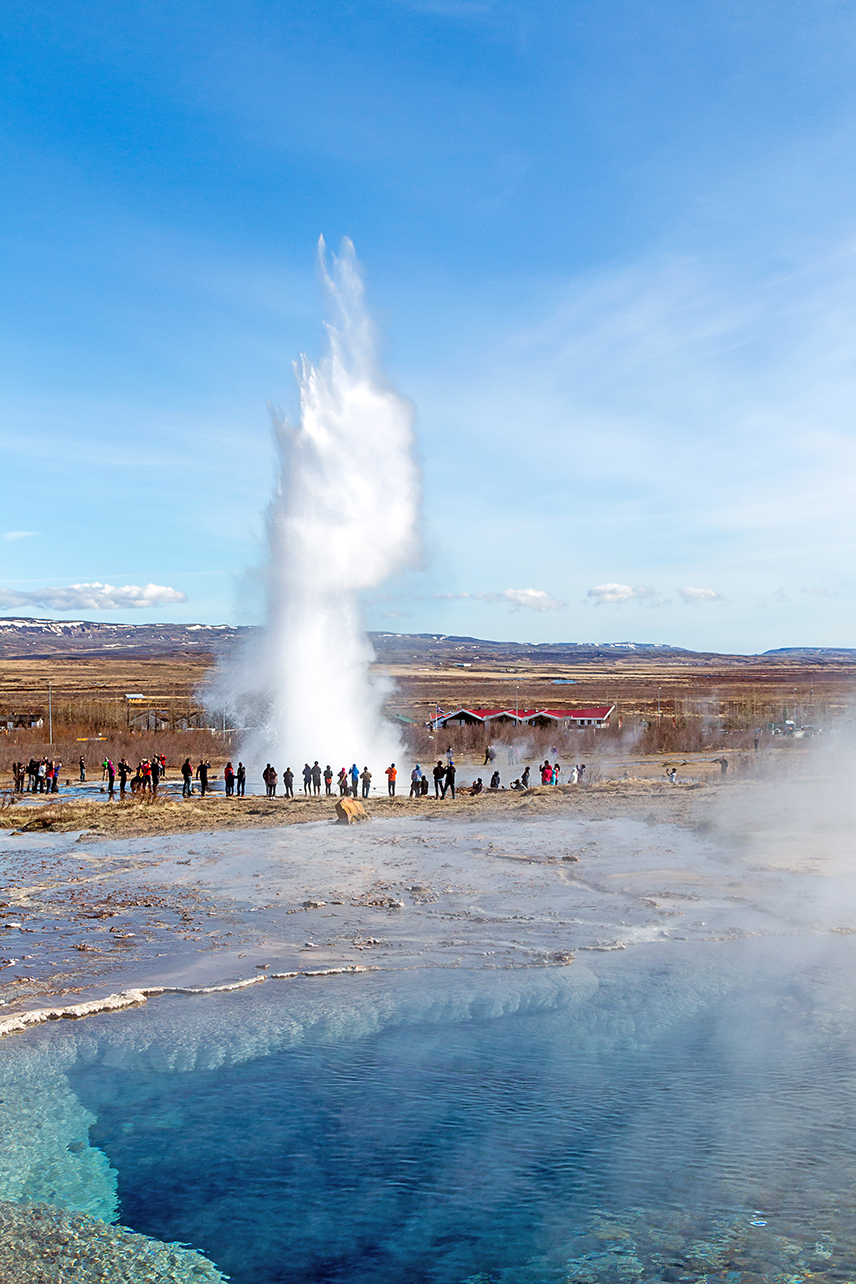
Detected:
[212,238,420,772]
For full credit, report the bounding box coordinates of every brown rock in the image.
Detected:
[335,798,369,824]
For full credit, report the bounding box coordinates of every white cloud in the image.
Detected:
[435,588,565,611]
[587,583,656,606]
[2,531,40,541]
[500,588,564,611]
[0,583,188,611]
[678,586,722,604]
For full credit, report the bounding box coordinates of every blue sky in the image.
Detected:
[2,0,856,652]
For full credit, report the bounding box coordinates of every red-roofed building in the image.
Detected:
[430,706,614,730]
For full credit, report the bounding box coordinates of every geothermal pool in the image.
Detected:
[3,929,856,1284]
[3,780,856,1283]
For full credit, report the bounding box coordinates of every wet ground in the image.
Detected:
[2,763,855,1023]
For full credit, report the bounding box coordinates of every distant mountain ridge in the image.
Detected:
[0,617,853,666]
[0,618,249,659]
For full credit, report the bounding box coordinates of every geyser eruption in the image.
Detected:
[217,238,420,772]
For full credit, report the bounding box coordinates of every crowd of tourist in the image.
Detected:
[97,754,170,797]
[11,758,62,793]
[248,752,588,800]
[7,748,589,802]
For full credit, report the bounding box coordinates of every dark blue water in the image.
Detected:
[69,942,856,1284]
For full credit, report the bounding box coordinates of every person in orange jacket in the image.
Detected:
[385,763,397,796]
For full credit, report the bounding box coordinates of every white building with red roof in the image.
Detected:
[430,706,614,730]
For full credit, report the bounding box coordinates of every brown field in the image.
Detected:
[1,643,855,774]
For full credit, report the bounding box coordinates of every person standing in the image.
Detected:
[268,766,278,796]
[311,761,322,795]
[118,758,131,796]
[337,768,348,795]
[283,766,294,798]
[360,766,372,798]
[553,762,560,785]
[224,762,235,796]
[433,760,445,797]
[79,756,86,782]
[385,763,397,796]
[323,765,333,795]
[410,764,423,797]
[181,758,193,797]
[350,763,359,797]
[521,766,530,789]
[196,760,210,797]
[443,761,456,799]
[302,764,312,795]
[151,756,161,794]
[106,759,116,799]
[236,762,246,796]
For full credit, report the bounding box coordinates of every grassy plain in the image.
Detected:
[2,645,855,774]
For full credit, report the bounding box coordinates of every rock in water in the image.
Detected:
[335,798,369,824]
[0,1202,228,1282]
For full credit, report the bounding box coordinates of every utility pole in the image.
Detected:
[48,683,53,746]
[657,687,661,724]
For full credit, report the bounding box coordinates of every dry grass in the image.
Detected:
[2,728,230,776]
[0,772,741,840]
[2,646,852,773]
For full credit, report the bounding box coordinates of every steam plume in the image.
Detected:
[217,237,420,772]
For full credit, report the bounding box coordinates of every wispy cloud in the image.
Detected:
[500,588,564,611]
[436,588,565,612]
[678,586,722,604]
[587,583,657,606]
[0,583,188,611]
[2,531,40,541]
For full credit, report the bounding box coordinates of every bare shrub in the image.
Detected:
[3,728,231,775]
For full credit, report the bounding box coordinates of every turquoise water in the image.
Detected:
[52,938,856,1284]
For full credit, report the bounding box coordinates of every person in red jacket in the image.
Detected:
[385,763,397,796]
